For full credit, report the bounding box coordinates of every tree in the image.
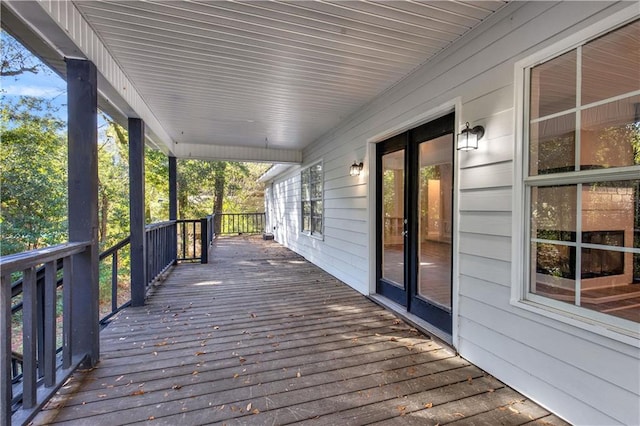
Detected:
[0,96,67,255]
[1,30,49,78]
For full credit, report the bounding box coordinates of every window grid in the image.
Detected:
[524,19,640,326]
[301,162,323,237]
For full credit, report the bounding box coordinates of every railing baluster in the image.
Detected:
[62,256,73,369]
[1,274,12,426]
[43,261,57,388]
[22,267,37,408]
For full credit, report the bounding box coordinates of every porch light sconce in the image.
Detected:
[457,122,485,151]
[350,161,364,176]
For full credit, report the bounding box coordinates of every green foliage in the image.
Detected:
[0,96,67,255]
[177,159,268,219]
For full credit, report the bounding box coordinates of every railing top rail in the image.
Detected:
[145,220,176,231]
[175,218,202,223]
[0,241,90,275]
[98,236,131,260]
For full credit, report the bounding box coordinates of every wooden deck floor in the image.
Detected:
[32,236,569,426]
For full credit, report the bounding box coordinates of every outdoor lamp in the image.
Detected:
[457,122,484,151]
[350,161,364,176]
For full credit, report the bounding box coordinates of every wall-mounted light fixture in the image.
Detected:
[457,122,485,151]
[350,161,364,176]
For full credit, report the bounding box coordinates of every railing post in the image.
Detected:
[201,218,208,264]
[129,118,146,307]
[1,275,12,425]
[67,58,99,367]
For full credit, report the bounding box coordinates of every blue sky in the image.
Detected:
[1,30,107,130]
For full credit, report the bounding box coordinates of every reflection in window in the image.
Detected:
[301,162,323,236]
[525,19,640,325]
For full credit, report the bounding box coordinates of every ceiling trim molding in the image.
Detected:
[2,0,176,154]
[173,143,302,164]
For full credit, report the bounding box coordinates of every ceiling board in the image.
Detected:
[73,0,507,152]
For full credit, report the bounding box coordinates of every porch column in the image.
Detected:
[168,156,178,264]
[169,156,177,221]
[129,118,146,307]
[67,59,99,367]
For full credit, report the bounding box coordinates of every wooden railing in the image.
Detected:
[1,242,90,426]
[176,219,209,263]
[2,217,219,424]
[212,213,265,236]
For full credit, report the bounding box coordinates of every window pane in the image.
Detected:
[582,20,640,105]
[531,185,577,241]
[582,180,639,249]
[531,242,576,302]
[581,249,640,324]
[530,50,576,119]
[312,217,322,235]
[529,114,576,175]
[301,169,310,200]
[580,95,640,170]
[302,201,310,232]
[581,247,624,278]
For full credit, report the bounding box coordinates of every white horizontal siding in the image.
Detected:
[268,2,639,425]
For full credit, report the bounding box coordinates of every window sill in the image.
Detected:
[510,297,639,347]
[301,231,324,241]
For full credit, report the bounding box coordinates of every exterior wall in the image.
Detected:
[265,2,640,425]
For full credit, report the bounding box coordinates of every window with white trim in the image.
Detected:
[301,161,323,237]
[523,19,640,327]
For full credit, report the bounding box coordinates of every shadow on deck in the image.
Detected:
[32,236,569,425]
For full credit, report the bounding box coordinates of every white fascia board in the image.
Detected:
[2,0,175,155]
[257,164,294,183]
[173,143,302,164]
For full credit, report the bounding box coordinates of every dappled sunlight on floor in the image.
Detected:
[32,236,568,426]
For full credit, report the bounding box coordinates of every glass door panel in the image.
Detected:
[417,135,453,310]
[382,149,405,288]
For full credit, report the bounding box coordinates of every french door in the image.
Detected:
[376,112,454,335]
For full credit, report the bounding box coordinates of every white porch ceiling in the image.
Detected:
[70,0,506,158]
[2,0,507,160]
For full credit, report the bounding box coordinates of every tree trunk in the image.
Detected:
[98,180,109,244]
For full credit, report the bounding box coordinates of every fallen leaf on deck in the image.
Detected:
[213,326,220,330]
[424,402,433,408]
[390,337,398,342]
[172,384,182,390]
[152,351,158,356]
[508,406,520,414]
[130,389,145,396]
[393,319,401,325]
[252,408,260,414]
[195,351,206,356]
[115,375,124,382]
[250,313,257,318]
[246,403,252,411]
[467,376,473,383]
[154,342,167,347]
[97,394,107,398]
[296,371,301,378]
[266,334,275,339]
[192,371,199,376]
[233,373,239,378]
[148,416,155,420]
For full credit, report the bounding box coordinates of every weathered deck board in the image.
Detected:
[32,236,570,425]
